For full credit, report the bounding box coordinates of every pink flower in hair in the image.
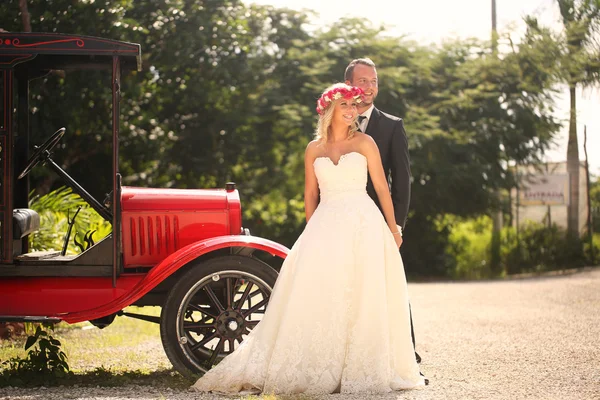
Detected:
[316,85,364,115]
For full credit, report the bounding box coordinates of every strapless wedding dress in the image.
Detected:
[192,151,424,394]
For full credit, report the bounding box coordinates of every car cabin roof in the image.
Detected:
[0,32,141,72]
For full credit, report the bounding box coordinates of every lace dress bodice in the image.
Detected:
[313,151,368,202]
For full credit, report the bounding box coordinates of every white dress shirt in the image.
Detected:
[358,104,374,132]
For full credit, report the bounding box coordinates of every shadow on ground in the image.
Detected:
[0,367,193,389]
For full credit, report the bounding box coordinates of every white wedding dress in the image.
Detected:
[193,151,425,394]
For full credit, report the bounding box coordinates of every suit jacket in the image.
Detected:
[364,107,412,229]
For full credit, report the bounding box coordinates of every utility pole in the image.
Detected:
[584,125,595,264]
[490,0,502,275]
[492,0,498,52]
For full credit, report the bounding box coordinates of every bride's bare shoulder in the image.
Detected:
[353,133,377,152]
[305,140,321,157]
[304,140,321,161]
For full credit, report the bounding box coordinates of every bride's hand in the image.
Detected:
[394,233,403,248]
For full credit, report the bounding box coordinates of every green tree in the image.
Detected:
[3,2,566,276]
[29,187,111,254]
[272,19,561,274]
[2,0,141,200]
[526,0,600,237]
[591,175,600,232]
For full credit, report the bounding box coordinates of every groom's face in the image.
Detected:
[347,64,378,107]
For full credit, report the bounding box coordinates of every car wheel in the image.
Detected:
[160,255,278,378]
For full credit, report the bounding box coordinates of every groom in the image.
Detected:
[344,58,421,363]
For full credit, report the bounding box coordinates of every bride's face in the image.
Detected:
[332,98,358,127]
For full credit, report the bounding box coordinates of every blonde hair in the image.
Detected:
[314,83,361,145]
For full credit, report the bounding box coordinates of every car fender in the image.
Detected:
[62,235,289,323]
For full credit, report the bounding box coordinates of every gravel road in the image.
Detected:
[2,267,599,400]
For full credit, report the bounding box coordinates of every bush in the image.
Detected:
[444,217,594,279]
[583,233,600,265]
[444,215,493,279]
[0,324,71,386]
[29,186,111,254]
[402,213,454,279]
[502,222,587,274]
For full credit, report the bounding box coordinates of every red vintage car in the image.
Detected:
[0,32,288,376]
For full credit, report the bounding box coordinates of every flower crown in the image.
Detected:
[316,86,364,115]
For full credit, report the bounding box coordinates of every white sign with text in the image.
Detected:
[520,174,569,205]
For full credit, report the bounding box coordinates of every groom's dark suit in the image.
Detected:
[363,107,411,229]
[362,106,420,363]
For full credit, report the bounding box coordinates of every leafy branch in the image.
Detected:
[0,324,71,386]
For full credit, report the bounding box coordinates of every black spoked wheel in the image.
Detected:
[160,255,278,378]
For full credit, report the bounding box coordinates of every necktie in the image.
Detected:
[358,115,366,132]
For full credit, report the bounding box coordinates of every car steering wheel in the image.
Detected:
[18,127,66,180]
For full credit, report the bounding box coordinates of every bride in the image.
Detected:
[192,83,426,395]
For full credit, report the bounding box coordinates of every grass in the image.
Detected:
[0,309,322,398]
[0,306,189,388]
[1,306,169,369]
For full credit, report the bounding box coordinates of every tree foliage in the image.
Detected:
[525,0,600,236]
[29,187,111,254]
[3,0,570,276]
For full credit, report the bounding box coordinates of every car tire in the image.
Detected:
[160,255,278,378]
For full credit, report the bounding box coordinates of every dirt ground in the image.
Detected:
[1,267,599,400]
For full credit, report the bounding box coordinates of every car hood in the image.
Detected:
[121,186,234,211]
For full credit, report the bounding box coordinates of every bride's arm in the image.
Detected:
[362,136,403,247]
[304,141,320,223]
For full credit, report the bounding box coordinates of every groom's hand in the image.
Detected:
[394,224,403,248]
[394,234,403,248]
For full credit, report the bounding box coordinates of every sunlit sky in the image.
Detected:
[247,0,600,175]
